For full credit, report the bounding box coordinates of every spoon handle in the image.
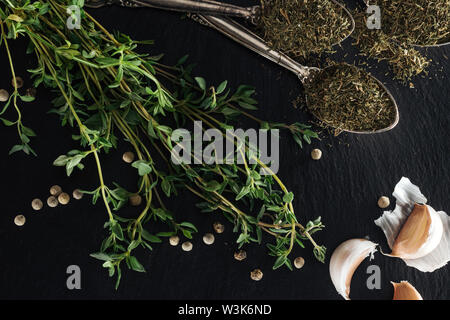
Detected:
[90,0,260,24]
[192,14,314,81]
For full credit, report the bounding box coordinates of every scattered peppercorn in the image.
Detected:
[250,269,263,281]
[234,250,247,261]
[31,198,43,211]
[0,89,9,102]
[47,196,58,208]
[129,194,142,206]
[50,185,62,196]
[213,222,224,234]
[73,189,83,200]
[182,241,193,252]
[26,87,37,98]
[122,151,135,163]
[58,192,70,205]
[11,76,24,88]
[311,148,322,160]
[203,233,215,245]
[294,256,305,269]
[169,235,180,246]
[14,214,26,226]
[378,196,390,209]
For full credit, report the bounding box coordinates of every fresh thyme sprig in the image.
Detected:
[0,0,325,288]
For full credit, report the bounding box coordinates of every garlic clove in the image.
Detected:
[375,177,450,272]
[329,238,377,300]
[391,281,423,300]
[390,204,443,260]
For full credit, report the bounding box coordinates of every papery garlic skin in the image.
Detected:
[375,177,450,272]
[329,239,377,300]
[392,281,423,300]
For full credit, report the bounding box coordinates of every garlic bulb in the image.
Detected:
[329,238,377,300]
[375,177,450,272]
[392,281,423,300]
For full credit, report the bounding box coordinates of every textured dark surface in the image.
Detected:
[0,1,448,300]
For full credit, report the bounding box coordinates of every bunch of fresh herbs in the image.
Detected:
[0,0,325,288]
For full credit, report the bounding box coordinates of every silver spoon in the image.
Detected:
[86,0,262,24]
[86,1,399,133]
[85,0,356,47]
[363,0,449,48]
[192,14,399,134]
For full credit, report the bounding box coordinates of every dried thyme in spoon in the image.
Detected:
[304,63,397,132]
[373,0,450,46]
[351,9,431,81]
[259,0,353,58]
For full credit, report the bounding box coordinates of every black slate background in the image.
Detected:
[0,1,448,300]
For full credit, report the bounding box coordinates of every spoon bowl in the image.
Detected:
[303,64,399,134]
[196,15,399,134]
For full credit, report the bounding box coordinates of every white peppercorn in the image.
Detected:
[47,196,58,208]
[11,76,24,88]
[378,196,390,209]
[0,89,9,102]
[31,198,43,211]
[122,151,135,163]
[169,235,180,246]
[213,222,224,234]
[14,214,26,226]
[26,87,36,98]
[182,241,193,252]
[294,257,305,269]
[203,233,215,245]
[250,269,263,281]
[311,148,322,160]
[73,189,83,200]
[234,250,247,261]
[58,192,70,205]
[50,185,62,196]
[129,194,142,206]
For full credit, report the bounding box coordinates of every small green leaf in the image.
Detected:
[9,144,23,155]
[90,252,112,261]
[141,229,162,243]
[216,80,227,94]
[195,77,206,90]
[111,221,124,240]
[236,233,248,244]
[283,192,294,203]
[0,117,15,126]
[273,255,287,270]
[128,240,140,251]
[129,256,145,272]
[131,160,152,176]
[204,180,221,192]
[179,222,198,232]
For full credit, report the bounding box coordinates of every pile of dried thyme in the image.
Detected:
[259,0,353,58]
[374,0,450,46]
[351,8,431,81]
[304,63,396,132]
